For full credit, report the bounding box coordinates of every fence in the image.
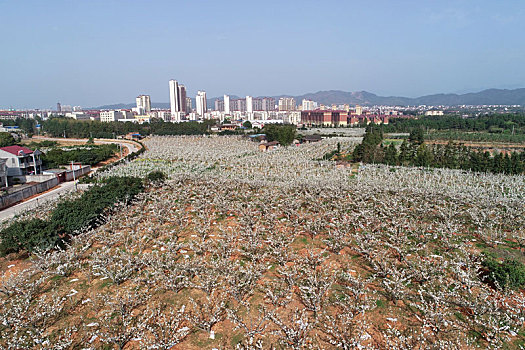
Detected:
[65,165,91,181]
[0,177,59,210]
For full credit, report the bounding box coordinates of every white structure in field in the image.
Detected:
[196,91,207,116]
[135,95,151,114]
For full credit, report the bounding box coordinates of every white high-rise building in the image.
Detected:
[301,99,316,111]
[169,80,188,121]
[224,95,230,114]
[136,95,151,114]
[279,97,296,111]
[186,97,192,113]
[262,97,276,111]
[169,80,181,116]
[196,91,207,116]
[246,96,253,113]
[178,85,187,113]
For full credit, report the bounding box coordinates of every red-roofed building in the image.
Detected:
[0,145,35,156]
[301,110,348,127]
[0,145,42,176]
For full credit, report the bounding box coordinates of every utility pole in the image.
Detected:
[120,143,123,158]
[31,152,38,175]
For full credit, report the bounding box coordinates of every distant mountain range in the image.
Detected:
[92,88,525,110]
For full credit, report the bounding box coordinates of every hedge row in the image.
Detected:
[0,176,144,256]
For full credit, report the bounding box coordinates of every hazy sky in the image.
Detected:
[1,0,524,109]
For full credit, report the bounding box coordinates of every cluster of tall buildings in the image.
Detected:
[215,96,276,113]
[51,78,399,126]
[167,79,206,121]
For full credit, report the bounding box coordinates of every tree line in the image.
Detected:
[351,125,525,175]
[383,113,525,134]
[41,117,214,138]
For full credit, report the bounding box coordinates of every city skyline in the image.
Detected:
[1,0,524,109]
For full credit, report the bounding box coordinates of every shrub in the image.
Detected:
[0,219,59,256]
[51,176,143,236]
[146,171,167,183]
[482,253,525,291]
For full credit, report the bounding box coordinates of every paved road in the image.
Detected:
[0,137,142,222]
[0,181,82,222]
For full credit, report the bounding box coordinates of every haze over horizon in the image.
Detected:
[1,0,524,109]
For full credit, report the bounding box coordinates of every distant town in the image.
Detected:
[1,81,523,130]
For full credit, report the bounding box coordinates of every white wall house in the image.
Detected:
[0,146,42,176]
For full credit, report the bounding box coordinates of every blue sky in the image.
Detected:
[1,0,524,109]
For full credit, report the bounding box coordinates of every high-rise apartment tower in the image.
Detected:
[196,91,207,116]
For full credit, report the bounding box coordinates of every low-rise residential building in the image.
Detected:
[65,112,91,120]
[347,114,390,125]
[259,141,280,152]
[302,134,323,143]
[100,110,125,122]
[425,110,444,116]
[301,110,348,127]
[0,145,42,176]
[134,115,151,124]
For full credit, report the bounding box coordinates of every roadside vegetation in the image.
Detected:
[0,176,144,256]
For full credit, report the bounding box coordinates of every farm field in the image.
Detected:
[1,136,524,349]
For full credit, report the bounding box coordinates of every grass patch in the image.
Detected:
[376,299,387,308]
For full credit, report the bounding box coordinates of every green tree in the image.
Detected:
[384,143,398,166]
[263,125,296,146]
[0,132,16,147]
[398,140,411,165]
[146,170,167,184]
[483,253,525,291]
[408,128,424,146]
[243,120,252,129]
[0,219,59,256]
[352,125,384,163]
[415,144,434,167]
